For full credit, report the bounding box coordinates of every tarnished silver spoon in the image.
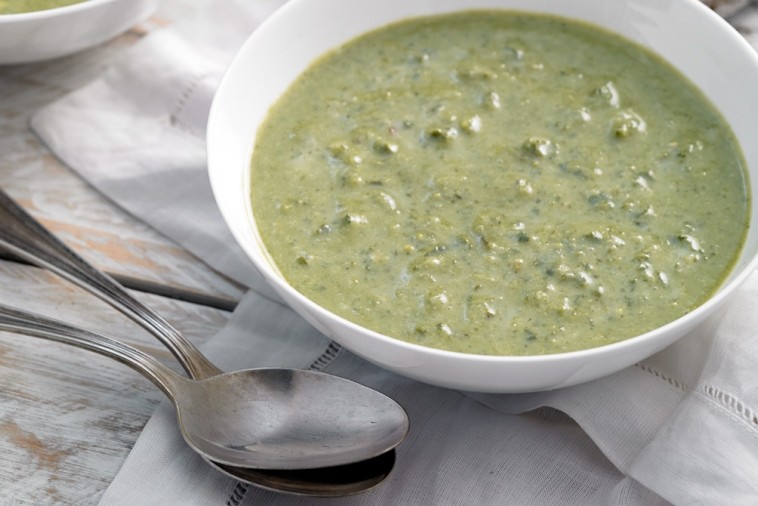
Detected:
[0,303,395,497]
[0,188,409,471]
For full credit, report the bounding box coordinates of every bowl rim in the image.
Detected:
[0,0,127,21]
[208,0,758,367]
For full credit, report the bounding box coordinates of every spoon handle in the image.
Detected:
[0,188,223,379]
[0,302,183,400]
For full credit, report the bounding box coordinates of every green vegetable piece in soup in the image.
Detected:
[250,12,750,356]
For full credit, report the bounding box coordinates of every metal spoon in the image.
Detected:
[0,188,409,471]
[0,192,399,496]
[0,303,395,497]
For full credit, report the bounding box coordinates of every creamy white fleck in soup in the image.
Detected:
[250,11,750,356]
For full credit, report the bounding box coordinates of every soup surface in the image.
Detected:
[0,0,84,14]
[250,11,749,355]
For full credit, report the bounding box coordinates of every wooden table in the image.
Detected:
[0,3,245,504]
[1,1,757,504]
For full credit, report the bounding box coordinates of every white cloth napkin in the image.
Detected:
[31,0,758,504]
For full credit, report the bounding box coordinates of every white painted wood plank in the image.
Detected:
[0,4,242,503]
[0,260,230,505]
[0,19,246,308]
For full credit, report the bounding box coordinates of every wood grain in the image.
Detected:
[0,260,230,505]
[0,4,244,503]
[0,15,245,309]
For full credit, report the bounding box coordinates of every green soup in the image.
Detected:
[0,0,84,14]
[250,11,750,356]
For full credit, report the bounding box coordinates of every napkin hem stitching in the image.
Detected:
[308,341,343,372]
[637,363,758,430]
[170,70,214,137]
[700,384,758,430]
[226,482,247,506]
[634,363,690,392]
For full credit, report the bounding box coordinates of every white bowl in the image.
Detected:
[0,0,161,65]
[208,0,758,393]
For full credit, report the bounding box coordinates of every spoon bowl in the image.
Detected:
[207,450,396,496]
[171,368,407,469]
